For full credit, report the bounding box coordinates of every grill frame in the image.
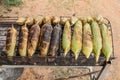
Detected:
[0,16,115,66]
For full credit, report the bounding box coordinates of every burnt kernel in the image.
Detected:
[6,45,11,50]
[6,38,12,44]
[42,31,51,42]
[6,32,12,38]
[19,43,24,49]
[41,42,47,48]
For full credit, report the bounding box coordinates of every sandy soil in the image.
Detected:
[0,0,120,80]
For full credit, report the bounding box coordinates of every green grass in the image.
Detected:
[4,0,23,7]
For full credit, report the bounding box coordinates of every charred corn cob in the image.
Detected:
[100,24,112,61]
[16,17,26,25]
[62,21,71,57]
[82,23,93,58]
[40,24,53,56]
[6,24,17,56]
[48,24,61,56]
[26,17,34,26]
[27,24,40,56]
[71,20,82,59]
[91,21,102,62]
[18,24,28,56]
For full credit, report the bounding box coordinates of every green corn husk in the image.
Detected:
[18,24,28,56]
[6,24,17,56]
[71,20,82,60]
[82,23,93,58]
[91,21,102,62]
[100,24,112,61]
[62,21,71,57]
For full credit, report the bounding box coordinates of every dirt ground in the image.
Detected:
[0,0,120,80]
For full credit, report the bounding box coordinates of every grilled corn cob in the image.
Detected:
[16,17,26,25]
[62,21,71,57]
[40,24,53,56]
[6,24,17,56]
[27,24,40,56]
[48,24,61,56]
[82,23,93,58]
[18,24,28,56]
[71,20,82,59]
[91,21,102,62]
[100,24,112,61]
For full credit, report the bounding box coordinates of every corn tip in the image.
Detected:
[75,54,79,60]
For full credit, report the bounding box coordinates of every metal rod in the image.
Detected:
[96,62,111,80]
[54,70,100,80]
[0,65,96,68]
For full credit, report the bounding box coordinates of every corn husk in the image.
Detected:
[100,23,112,61]
[49,24,61,56]
[18,24,28,56]
[91,21,102,62]
[82,23,93,58]
[27,24,40,56]
[62,21,71,57]
[6,25,17,56]
[40,24,53,56]
[71,20,82,59]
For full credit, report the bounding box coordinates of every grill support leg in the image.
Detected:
[88,67,96,80]
[96,62,111,80]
